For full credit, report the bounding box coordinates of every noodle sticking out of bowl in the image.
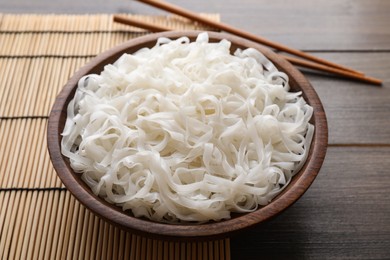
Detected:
[61,32,314,223]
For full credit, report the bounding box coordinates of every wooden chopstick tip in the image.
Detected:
[361,76,383,86]
[112,9,383,86]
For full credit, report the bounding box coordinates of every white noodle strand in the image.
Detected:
[61,32,314,222]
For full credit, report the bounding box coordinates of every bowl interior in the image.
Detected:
[47,31,328,240]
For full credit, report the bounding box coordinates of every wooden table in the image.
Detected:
[2,0,390,259]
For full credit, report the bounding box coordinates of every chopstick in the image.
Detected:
[113,15,383,85]
[113,15,169,33]
[135,0,362,76]
[279,55,383,85]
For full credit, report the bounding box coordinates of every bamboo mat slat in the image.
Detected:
[0,13,219,32]
[0,58,89,117]
[0,14,230,260]
[0,15,220,117]
[0,119,63,189]
[0,190,230,260]
[0,14,219,56]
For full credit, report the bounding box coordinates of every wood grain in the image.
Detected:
[111,14,384,85]
[2,0,390,50]
[1,0,390,258]
[305,52,390,145]
[135,0,361,75]
[231,146,390,259]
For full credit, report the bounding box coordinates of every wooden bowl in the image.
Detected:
[47,31,328,240]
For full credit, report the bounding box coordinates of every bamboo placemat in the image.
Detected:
[0,14,230,260]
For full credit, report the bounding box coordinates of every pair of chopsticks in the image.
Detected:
[113,0,382,85]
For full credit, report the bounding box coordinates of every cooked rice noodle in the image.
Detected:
[61,32,314,222]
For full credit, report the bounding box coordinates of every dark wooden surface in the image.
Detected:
[2,0,390,259]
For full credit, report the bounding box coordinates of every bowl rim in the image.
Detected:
[47,30,328,240]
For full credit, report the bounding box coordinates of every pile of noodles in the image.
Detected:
[61,32,314,223]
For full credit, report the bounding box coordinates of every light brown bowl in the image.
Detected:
[47,31,328,240]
